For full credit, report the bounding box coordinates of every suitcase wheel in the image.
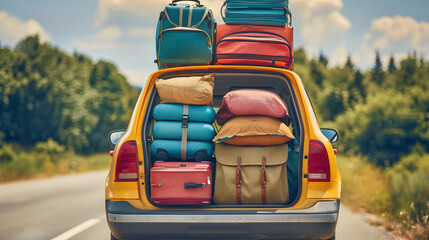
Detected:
[156,148,169,161]
[194,149,207,162]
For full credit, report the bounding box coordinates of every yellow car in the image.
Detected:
[106,66,341,240]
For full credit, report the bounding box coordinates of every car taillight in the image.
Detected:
[308,140,330,182]
[115,140,138,182]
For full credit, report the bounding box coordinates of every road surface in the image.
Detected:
[0,170,399,240]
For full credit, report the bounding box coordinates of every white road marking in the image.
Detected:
[50,218,101,240]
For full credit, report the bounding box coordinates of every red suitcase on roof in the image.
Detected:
[150,161,213,205]
[215,24,294,69]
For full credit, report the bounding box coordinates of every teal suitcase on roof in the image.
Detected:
[221,0,291,27]
[156,0,216,69]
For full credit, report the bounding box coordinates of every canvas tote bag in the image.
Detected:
[214,144,289,204]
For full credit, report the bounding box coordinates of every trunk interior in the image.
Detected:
[141,68,303,208]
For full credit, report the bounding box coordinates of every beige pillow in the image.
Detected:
[155,74,215,106]
[213,116,295,146]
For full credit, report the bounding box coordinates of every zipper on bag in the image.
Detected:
[217,31,292,68]
[159,27,211,46]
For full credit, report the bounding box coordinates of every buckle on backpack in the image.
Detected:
[182,115,189,128]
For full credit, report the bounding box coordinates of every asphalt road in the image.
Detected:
[0,170,399,240]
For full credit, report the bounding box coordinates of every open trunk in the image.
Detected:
[141,68,303,208]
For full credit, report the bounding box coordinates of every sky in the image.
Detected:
[1,0,428,87]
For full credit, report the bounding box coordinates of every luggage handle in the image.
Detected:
[172,0,201,5]
[220,2,227,22]
[286,9,292,26]
[184,182,206,188]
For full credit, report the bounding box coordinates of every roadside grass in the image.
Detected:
[0,143,110,183]
[337,154,391,213]
[337,153,429,240]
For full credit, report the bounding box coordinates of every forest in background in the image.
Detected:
[293,49,428,238]
[0,35,428,238]
[0,35,139,153]
[0,35,139,181]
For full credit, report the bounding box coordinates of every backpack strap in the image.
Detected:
[236,156,242,204]
[190,8,209,28]
[188,5,193,27]
[164,8,180,27]
[164,6,208,29]
[180,105,189,161]
[260,156,267,204]
[179,7,184,27]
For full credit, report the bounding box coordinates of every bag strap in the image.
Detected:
[190,8,209,28]
[235,156,242,204]
[164,8,179,27]
[181,105,189,161]
[286,9,292,26]
[220,1,227,23]
[179,7,184,27]
[188,5,193,27]
[260,156,267,204]
[164,6,208,29]
[172,0,200,5]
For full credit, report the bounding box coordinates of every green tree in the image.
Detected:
[320,90,346,121]
[345,56,354,70]
[310,60,324,86]
[318,52,328,67]
[372,51,385,85]
[293,48,307,65]
[387,55,396,73]
[337,91,426,166]
[348,70,365,104]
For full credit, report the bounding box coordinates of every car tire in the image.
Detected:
[111,233,119,240]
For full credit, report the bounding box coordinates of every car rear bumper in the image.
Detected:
[106,200,339,240]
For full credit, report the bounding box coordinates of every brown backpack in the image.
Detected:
[214,144,289,204]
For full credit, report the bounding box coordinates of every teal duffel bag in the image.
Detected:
[156,0,216,69]
[153,104,215,123]
[154,121,215,141]
[221,0,291,27]
[151,139,214,161]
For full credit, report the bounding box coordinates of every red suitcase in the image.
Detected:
[215,24,293,69]
[150,161,213,205]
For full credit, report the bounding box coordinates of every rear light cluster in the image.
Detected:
[308,140,331,182]
[115,140,138,182]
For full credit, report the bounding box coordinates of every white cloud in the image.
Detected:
[0,11,51,46]
[73,26,125,50]
[354,15,429,68]
[291,0,351,66]
[120,68,150,87]
[129,27,156,38]
[291,0,350,44]
[94,0,159,27]
[94,0,223,27]
[369,16,429,52]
